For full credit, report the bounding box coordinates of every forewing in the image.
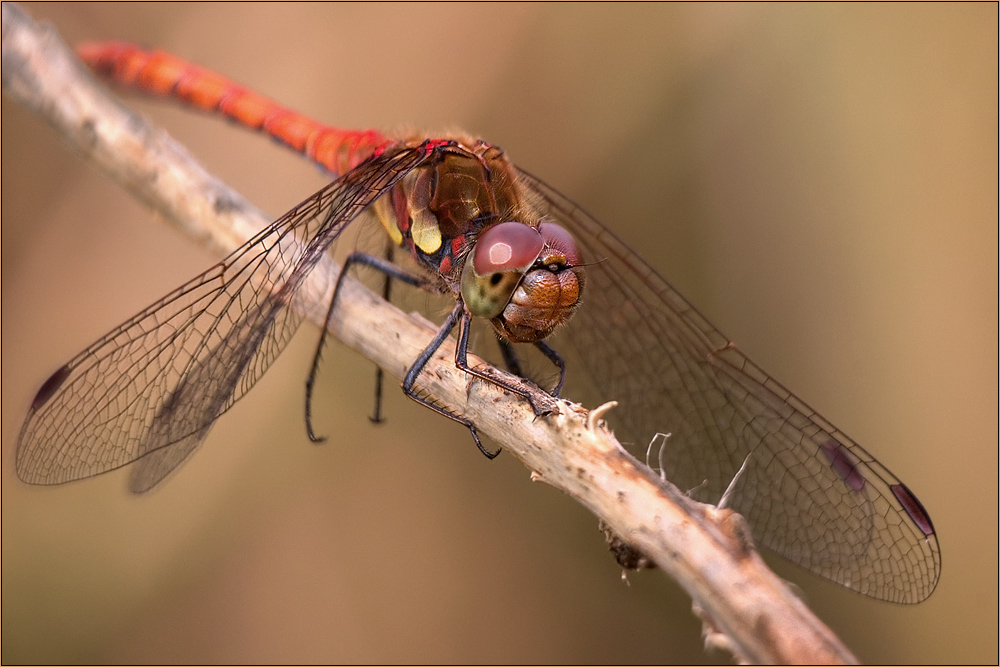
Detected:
[517,168,941,603]
[16,145,429,488]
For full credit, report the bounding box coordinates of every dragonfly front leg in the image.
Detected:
[305,251,427,443]
[405,300,556,460]
[402,301,500,459]
[454,310,551,421]
[497,338,567,397]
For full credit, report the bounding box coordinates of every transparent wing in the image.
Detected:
[16,144,429,490]
[517,167,941,604]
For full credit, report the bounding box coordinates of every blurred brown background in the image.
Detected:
[2,3,996,663]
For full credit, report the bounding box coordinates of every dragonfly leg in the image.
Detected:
[496,338,566,398]
[305,251,427,443]
[534,341,566,397]
[402,301,500,459]
[454,307,547,419]
[370,241,395,424]
[497,338,525,377]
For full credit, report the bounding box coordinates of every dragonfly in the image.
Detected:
[15,42,940,605]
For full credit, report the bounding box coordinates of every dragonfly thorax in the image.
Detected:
[375,142,585,343]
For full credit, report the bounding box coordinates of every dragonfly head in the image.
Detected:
[461,221,584,343]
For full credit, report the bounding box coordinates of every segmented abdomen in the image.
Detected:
[77,41,389,176]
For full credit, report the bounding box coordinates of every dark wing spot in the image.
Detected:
[31,364,72,411]
[891,484,936,536]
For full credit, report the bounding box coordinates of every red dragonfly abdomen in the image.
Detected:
[76,41,390,176]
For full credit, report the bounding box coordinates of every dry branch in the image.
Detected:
[1,3,858,663]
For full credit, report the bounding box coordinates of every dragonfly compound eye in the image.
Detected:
[488,222,585,343]
[461,221,544,318]
[537,221,583,267]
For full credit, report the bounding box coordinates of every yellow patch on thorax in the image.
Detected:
[373,197,403,246]
[410,212,442,254]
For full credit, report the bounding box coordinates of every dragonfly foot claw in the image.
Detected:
[470,426,501,459]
